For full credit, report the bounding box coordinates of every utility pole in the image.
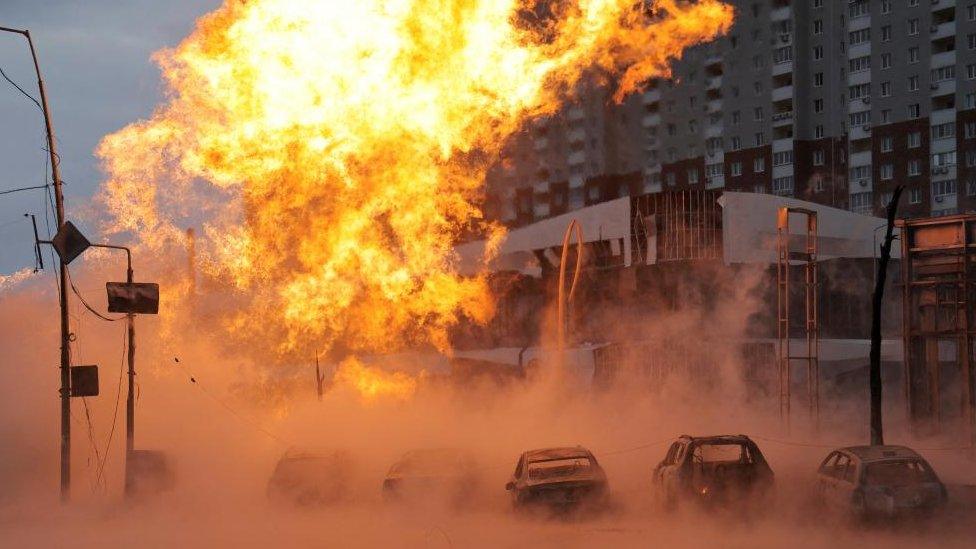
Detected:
[870,186,904,446]
[1,26,72,502]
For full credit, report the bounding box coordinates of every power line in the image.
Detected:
[94,325,127,489]
[0,183,48,196]
[0,64,42,111]
[66,266,125,322]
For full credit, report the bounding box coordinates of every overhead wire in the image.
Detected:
[0,183,48,196]
[0,63,42,111]
[66,266,126,322]
[94,325,127,490]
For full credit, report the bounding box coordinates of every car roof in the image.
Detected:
[523,446,592,461]
[677,434,754,444]
[839,445,922,462]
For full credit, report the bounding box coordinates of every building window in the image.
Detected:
[814,0,823,8]
[882,26,892,42]
[772,176,794,196]
[966,122,976,139]
[967,93,976,110]
[880,109,891,124]
[908,104,920,119]
[815,125,824,139]
[814,99,824,113]
[773,151,793,166]
[754,132,765,147]
[731,136,741,150]
[908,76,919,91]
[814,20,823,35]
[850,192,873,214]
[969,64,976,80]
[754,81,763,95]
[910,188,921,204]
[773,46,792,64]
[881,53,892,70]
[849,56,871,73]
[880,164,894,180]
[933,180,957,198]
[933,151,957,168]
[754,157,765,173]
[908,47,919,64]
[731,161,743,177]
[932,66,955,82]
[754,107,764,121]
[688,168,699,184]
[814,73,824,86]
[813,150,825,166]
[969,34,976,50]
[967,151,976,168]
[732,111,741,125]
[931,123,955,140]
[908,19,919,36]
[882,1,892,14]
[881,136,893,152]
[666,172,676,186]
[850,1,869,18]
[970,4,976,21]
[908,132,922,148]
[849,29,870,45]
[908,159,921,176]
[849,83,871,99]
[880,81,891,97]
[850,110,871,126]
[814,46,824,60]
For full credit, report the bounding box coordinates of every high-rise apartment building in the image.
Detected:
[483,0,976,226]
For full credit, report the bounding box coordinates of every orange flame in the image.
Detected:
[333,358,419,402]
[96,0,733,357]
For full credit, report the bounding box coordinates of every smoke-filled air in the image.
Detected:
[3,0,976,548]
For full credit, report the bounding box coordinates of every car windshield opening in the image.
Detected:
[694,443,751,464]
[864,460,936,486]
[527,457,592,480]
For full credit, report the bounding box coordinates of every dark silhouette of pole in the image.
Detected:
[870,186,903,446]
[1,25,72,502]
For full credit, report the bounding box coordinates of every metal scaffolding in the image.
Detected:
[898,215,976,444]
[777,207,820,431]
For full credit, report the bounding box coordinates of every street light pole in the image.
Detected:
[89,244,136,471]
[1,25,72,502]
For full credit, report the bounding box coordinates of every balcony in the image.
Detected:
[705,124,723,139]
[533,201,550,219]
[642,89,661,104]
[569,174,585,189]
[772,60,793,76]
[706,175,725,189]
[772,111,794,127]
[567,127,586,143]
[567,106,586,121]
[931,164,956,182]
[931,108,954,125]
[931,21,956,41]
[850,151,872,167]
[706,99,722,113]
[848,15,870,32]
[567,150,586,166]
[772,85,794,103]
[641,113,661,127]
[770,5,791,21]
[931,50,956,68]
[930,0,956,9]
[850,123,872,140]
[772,138,794,153]
[847,42,871,59]
[930,78,956,97]
[706,76,722,90]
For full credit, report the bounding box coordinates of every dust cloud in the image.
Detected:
[1,262,975,549]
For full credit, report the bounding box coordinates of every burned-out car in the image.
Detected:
[652,435,774,509]
[506,446,608,512]
[267,448,352,506]
[382,448,480,504]
[815,445,947,519]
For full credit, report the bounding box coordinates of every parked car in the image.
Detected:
[506,446,608,512]
[815,445,947,519]
[652,435,774,509]
[267,448,352,506]
[382,448,480,505]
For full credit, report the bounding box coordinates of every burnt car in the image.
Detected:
[652,435,774,509]
[267,448,352,506]
[382,448,480,505]
[815,445,947,519]
[506,446,608,512]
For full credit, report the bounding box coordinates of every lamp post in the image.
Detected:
[1,25,72,502]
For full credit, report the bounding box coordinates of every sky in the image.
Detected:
[0,0,219,274]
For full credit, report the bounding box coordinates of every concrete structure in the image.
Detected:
[484,0,976,226]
